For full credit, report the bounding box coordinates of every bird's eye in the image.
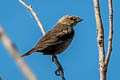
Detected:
[70,17,74,20]
[70,17,76,21]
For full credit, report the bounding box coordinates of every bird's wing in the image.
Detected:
[35,32,66,49]
[34,24,74,50]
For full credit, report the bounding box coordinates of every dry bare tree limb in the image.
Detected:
[105,0,113,67]
[93,0,106,80]
[52,56,65,80]
[19,0,65,80]
[0,26,37,80]
[19,0,46,36]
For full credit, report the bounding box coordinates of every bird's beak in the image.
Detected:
[76,17,83,22]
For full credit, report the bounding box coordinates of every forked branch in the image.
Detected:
[93,0,113,80]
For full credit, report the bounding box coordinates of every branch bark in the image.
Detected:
[93,0,113,80]
[19,0,46,36]
[0,26,37,80]
[52,56,65,80]
[105,0,113,67]
[93,0,106,80]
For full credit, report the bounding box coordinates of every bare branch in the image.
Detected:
[19,0,46,36]
[52,56,65,80]
[0,26,37,80]
[93,0,106,80]
[105,0,113,67]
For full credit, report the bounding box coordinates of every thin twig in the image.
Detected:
[19,0,46,36]
[105,0,113,67]
[52,56,65,80]
[0,26,37,80]
[93,0,106,80]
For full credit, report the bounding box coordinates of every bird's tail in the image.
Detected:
[21,48,36,57]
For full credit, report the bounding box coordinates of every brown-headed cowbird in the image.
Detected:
[21,15,83,57]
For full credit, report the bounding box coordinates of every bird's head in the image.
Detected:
[57,15,83,27]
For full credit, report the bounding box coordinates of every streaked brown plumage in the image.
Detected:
[21,15,83,57]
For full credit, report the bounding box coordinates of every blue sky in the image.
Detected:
[0,0,120,80]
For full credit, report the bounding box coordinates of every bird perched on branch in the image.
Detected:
[21,15,83,57]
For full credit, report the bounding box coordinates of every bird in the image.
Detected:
[21,15,83,57]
